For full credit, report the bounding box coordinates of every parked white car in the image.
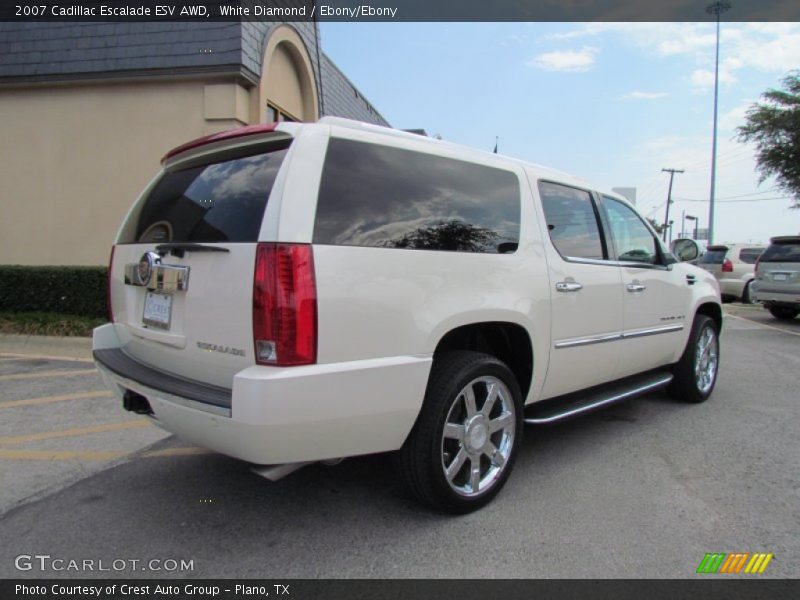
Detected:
[94,118,722,512]
[697,243,765,303]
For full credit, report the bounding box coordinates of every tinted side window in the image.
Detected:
[539,181,605,260]
[603,197,658,264]
[134,145,289,244]
[738,248,764,264]
[760,242,800,262]
[314,138,521,253]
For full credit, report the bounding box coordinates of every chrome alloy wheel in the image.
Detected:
[440,376,516,497]
[694,325,719,394]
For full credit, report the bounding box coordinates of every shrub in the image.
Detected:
[0,265,107,318]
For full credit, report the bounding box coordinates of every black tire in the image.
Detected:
[768,306,799,321]
[741,280,754,304]
[399,351,523,514]
[668,315,720,403]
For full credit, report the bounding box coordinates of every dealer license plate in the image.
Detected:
[773,273,788,281]
[143,292,172,330]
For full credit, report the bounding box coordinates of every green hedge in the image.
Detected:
[0,266,108,319]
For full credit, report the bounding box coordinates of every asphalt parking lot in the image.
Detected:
[0,305,797,578]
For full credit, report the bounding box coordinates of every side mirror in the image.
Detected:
[671,238,700,262]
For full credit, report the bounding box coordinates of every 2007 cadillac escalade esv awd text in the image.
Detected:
[94,117,722,513]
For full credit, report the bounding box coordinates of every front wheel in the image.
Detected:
[668,315,720,403]
[399,351,523,513]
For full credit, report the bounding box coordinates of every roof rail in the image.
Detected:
[318,116,428,142]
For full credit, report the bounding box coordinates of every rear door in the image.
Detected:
[536,181,624,399]
[110,137,292,388]
[698,245,729,280]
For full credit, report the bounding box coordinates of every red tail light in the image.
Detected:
[253,243,317,366]
[107,245,116,323]
[722,258,733,272]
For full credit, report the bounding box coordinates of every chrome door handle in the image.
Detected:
[556,281,583,293]
[627,283,646,293]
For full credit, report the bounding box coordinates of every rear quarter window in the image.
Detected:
[738,247,764,264]
[313,138,521,253]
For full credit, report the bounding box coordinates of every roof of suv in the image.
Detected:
[161,118,632,205]
[770,235,800,244]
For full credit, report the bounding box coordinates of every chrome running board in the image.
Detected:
[524,371,673,425]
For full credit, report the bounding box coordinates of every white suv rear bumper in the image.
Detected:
[93,324,431,464]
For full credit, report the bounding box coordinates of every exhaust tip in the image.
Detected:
[122,389,153,415]
[251,462,312,482]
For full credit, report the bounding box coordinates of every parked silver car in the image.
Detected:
[752,236,800,321]
[698,243,765,303]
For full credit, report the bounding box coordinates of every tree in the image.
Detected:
[382,220,499,253]
[646,217,667,236]
[737,71,800,209]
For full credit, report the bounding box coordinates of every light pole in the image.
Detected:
[706,1,731,246]
[685,214,698,239]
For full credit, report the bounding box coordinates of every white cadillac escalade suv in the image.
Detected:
[94,117,722,513]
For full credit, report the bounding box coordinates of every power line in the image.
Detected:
[675,196,790,203]
[673,188,779,201]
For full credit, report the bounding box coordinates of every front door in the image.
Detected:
[601,196,689,377]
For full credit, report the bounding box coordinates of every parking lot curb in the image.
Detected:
[0,333,92,361]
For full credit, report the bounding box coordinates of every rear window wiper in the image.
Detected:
[156,243,230,258]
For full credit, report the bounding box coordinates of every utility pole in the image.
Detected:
[706,0,731,245]
[661,168,684,242]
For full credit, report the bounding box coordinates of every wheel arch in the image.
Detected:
[432,321,534,400]
[696,301,723,331]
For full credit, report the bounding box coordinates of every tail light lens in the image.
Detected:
[107,245,116,323]
[722,258,733,272]
[253,243,317,366]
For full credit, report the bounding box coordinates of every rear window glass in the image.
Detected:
[313,138,521,253]
[738,248,764,264]
[760,242,800,263]
[700,249,727,264]
[133,145,289,244]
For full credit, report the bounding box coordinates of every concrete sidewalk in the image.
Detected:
[0,333,92,361]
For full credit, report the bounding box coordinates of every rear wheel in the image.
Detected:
[768,305,799,321]
[399,351,523,513]
[668,315,720,403]
[741,280,755,304]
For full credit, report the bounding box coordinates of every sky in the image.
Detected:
[319,22,800,246]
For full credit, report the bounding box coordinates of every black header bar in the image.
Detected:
[2,0,800,22]
[2,579,800,600]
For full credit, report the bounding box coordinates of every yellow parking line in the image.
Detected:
[0,449,127,461]
[0,420,150,446]
[0,368,97,381]
[726,313,800,338]
[0,352,93,363]
[142,447,212,458]
[0,447,210,461]
[0,390,113,409]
